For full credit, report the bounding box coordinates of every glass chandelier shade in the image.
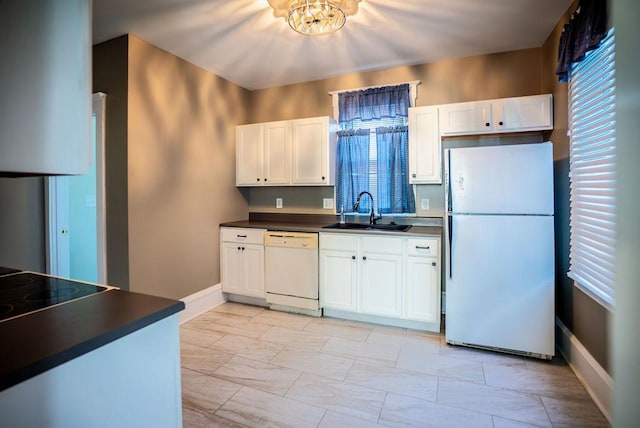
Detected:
[267,0,361,36]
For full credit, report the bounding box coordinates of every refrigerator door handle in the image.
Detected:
[448,215,453,279]
[446,150,452,213]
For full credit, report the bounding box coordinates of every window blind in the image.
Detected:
[347,116,409,214]
[568,29,616,309]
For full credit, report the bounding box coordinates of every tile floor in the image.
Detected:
[180,303,609,428]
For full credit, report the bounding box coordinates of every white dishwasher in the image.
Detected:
[264,231,320,316]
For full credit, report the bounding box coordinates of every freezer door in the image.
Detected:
[445,214,555,357]
[448,142,554,215]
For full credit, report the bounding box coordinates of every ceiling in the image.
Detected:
[92,0,573,91]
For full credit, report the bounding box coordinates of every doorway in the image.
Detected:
[46,93,107,283]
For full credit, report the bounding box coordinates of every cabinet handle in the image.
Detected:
[432,262,437,267]
[237,246,241,250]
[264,178,268,182]
[237,234,247,238]
[241,247,245,251]
[256,178,260,182]
[362,256,367,261]
[321,176,325,180]
[485,122,490,127]
[352,255,356,260]
[415,245,430,250]
[412,173,417,178]
[499,121,504,126]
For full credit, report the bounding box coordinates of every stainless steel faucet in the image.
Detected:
[353,191,382,225]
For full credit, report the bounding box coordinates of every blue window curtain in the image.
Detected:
[336,129,371,214]
[556,0,608,82]
[339,84,411,126]
[335,83,414,215]
[376,126,415,214]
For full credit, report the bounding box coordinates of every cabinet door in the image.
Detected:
[291,117,328,185]
[242,244,265,298]
[408,106,441,184]
[320,249,358,311]
[236,124,263,186]
[360,252,403,318]
[493,95,553,132]
[405,256,440,325]
[263,121,291,185]
[439,101,493,135]
[221,242,243,294]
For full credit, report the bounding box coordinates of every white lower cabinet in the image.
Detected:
[319,235,358,311]
[360,237,403,318]
[320,232,441,331]
[405,238,441,324]
[221,228,265,298]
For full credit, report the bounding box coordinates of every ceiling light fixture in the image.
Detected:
[267,0,361,36]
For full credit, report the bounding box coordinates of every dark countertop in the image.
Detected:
[220,219,442,237]
[0,289,184,392]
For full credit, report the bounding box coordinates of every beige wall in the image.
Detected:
[541,1,611,373]
[125,36,251,299]
[247,48,545,216]
[94,35,251,299]
[250,48,543,123]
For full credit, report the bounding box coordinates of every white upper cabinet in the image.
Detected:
[236,120,291,186]
[263,121,291,185]
[439,101,493,136]
[236,124,264,185]
[492,95,553,132]
[291,117,337,185]
[0,1,91,175]
[439,94,553,136]
[236,116,336,187]
[408,106,442,184]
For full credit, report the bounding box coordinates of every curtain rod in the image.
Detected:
[328,80,421,96]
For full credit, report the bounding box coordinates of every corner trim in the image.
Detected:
[179,283,226,324]
[556,317,613,424]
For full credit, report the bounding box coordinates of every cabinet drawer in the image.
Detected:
[319,233,358,251]
[221,228,265,244]
[407,238,439,257]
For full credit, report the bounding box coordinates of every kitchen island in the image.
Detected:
[0,285,184,427]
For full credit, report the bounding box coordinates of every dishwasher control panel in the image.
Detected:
[264,232,318,249]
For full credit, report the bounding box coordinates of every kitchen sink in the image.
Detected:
[322,223,411,232]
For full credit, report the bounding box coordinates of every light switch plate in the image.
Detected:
[323,198,334,209]
[276,198,283,208]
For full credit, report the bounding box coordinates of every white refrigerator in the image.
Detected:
[444,142,555,359]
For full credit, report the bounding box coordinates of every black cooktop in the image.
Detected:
[0,273,108,322]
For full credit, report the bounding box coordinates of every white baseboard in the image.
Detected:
[179,283,226,324]
[556,317,613,424]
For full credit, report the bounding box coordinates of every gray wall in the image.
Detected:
[93,35,130,290]
[0,178,45,271]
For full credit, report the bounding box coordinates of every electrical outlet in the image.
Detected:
[421,198,430,210]
[276,197,283,209]
[323,198,334,209]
